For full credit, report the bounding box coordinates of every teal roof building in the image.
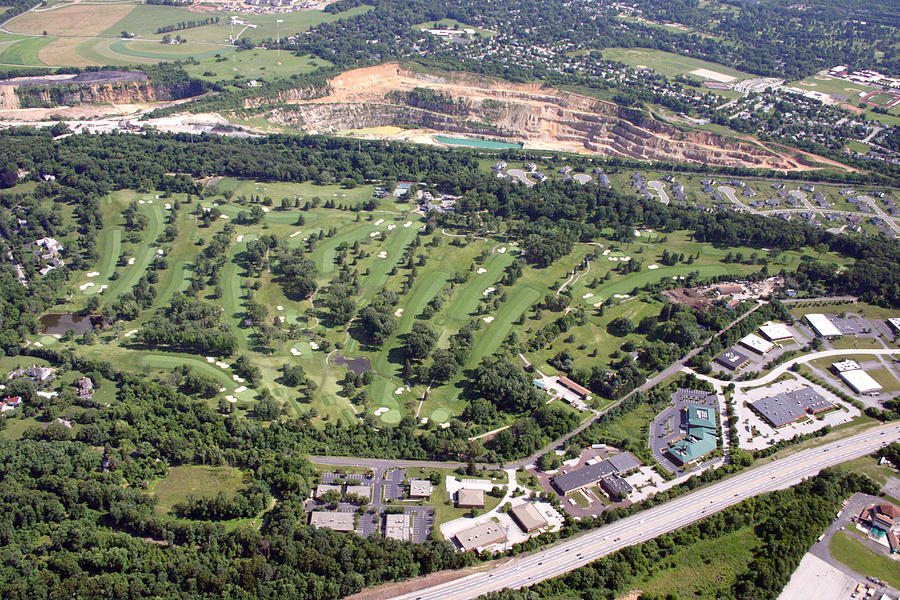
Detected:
[667,405,718,466]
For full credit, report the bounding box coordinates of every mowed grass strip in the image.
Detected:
[0,37,52,66]
[465,285,540,368]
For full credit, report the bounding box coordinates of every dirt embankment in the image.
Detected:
[258,63,803,170]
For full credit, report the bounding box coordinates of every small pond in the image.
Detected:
[40,313,97,335]
[333,354,372,375]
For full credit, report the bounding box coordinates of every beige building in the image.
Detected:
[310,511,355,532]
[454,521,507,552]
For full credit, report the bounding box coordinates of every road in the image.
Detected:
[685,348,900,390]
[719,186,900,232]
[388,423,900,600]
[647,181,670,205]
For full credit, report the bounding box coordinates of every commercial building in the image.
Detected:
[715,349,751,370]
[345,485,372,502]
[599,475,633,501]
[310,511,355,532]
[832,360,883,395]
[739,333,775,355]
[455,488,485,508]
[556,375,592,399]
[888,317,900,334]
[667,404,718,466]
[550,452,640,495]
[384,513,411,541]
[758,322,794,341]
[840,370,882,395]
[510,503,549,533]
[454,521,507,552]
[409,479,433,498]
[315,484,341,498]
[805,313,842,338]
[749,388,834,428]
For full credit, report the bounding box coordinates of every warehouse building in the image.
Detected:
[455,488,485,508]
[758,322,794,341]
[384,513,411,542]
[805,313,842,338]
[749,388,834,427]
[832,360,883,395]
[550,452,640,495]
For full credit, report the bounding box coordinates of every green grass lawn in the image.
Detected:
[51,175,868,433]
[148,465,246,515]
[868,368,900,393]
[830,531,900,588]
[185,49,330,84]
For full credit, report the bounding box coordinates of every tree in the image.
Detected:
[405,322,437,359]
[469,357,541,413]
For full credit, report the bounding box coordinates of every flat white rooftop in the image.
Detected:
[740,333,775,354]
[759,322,793,341]
[806,313,842,337]
[839,368,882,395]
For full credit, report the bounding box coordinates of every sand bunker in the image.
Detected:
[290,230,302,238]
[290,348,302,356]
[78,282,94,291]
[483,316,494,323]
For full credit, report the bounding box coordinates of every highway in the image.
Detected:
[388,423,900,600]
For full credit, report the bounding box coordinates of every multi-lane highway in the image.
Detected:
[389,423,900,600]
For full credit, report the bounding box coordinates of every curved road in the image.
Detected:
[389,422,900,600]
[686,348,900,390]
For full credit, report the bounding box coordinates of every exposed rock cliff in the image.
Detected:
[258,63,800,170]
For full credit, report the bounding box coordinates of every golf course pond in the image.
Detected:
[40,313,97,335]
[332,354,372,375]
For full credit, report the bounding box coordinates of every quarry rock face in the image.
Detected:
[260,63,799,170]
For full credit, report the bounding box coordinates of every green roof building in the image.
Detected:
[667,405,718,466]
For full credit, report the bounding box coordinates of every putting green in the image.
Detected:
[430,408,452,423]
[380,409,401,424]
[38,335,58,346]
